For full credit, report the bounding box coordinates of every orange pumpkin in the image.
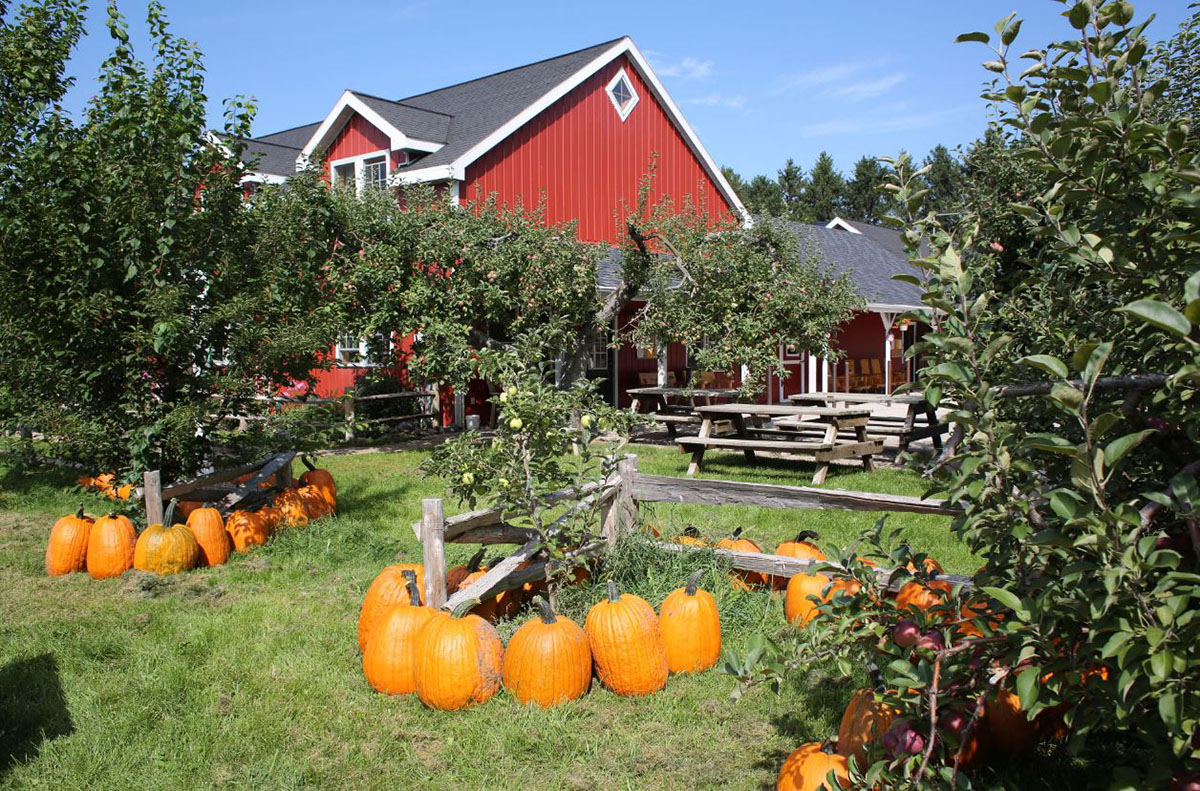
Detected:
[777,742,849,791]
[784,572,860,626]
[446,548,486,595]
[985,688,1037,755]
[358,563,425,651]
[836,689,899,766]
[134,501,200,575]
[185,505,231,567]
[299,455,337,509]
[456,556,519,621]
[297,485,330,520]
[660,569,722,673]
[46,506,93,576]
[275,488,308,528]
[895,579,954,613]
[773,530,825,589]
[675,525,708,547]
[502,595,592,707]
[257,505,282,532]
[413,599,504,710]
[585,580,668,696]
[717,527,769,589]
[905,555,945,575]
[176,500,204,519]
[362,570,435,696]
[225,510,271,552]
[86,512,136,580]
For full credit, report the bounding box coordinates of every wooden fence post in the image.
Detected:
[422,498,447,608]
[602,454,637,548]
[343,397,356,441]
[143,470,163,526]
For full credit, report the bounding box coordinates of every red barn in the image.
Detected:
[238,37,923,418]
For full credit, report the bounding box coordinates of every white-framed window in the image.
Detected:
[335,332,392,366]
[605,68,639,121]
[328,150,392,195]
[588,336,609,371]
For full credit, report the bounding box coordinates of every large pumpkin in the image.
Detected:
[86,512,136,580]
[185,505,231,567]
[772,531,825,589]
[134,502,200,575]
[985,688,1037,755]
[895,579,954,613]
[836,689,899,766]
[502,595,592,707]
[362,570,434,695]
[585,580,668,696]
[660,570,721,673]
[274,488,308,528]
[299,455,337,509]
[257,505,282,532]
[225,509,271,552]
[358,563,425,651]
[457,557,519,621]
[785,573,861,627]
[446,548,486,595]
[46,506,92,576]
[716,527,769,589]
[297,485,331,520]
[777,742,849,791]
[413,599,504,710]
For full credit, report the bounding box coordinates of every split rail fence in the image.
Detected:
[140,450,297,523]
[415,454,969,611]
[226,390,439,440]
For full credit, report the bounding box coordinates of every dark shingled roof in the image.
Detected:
[244,38,624,178]
[781,220,925,309]
[237,136,302,178]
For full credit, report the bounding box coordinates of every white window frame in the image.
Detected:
[335,333,393,367]
[588,336,610,371]
[605,68,640,122]
[328,149,405,195]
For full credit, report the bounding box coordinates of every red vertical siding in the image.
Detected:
[324,115,392,177]
[463,55,736,244]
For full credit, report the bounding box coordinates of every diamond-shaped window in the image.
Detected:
[605,69,639,121]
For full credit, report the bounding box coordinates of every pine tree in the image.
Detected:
[921,144,966,218]
[776,158,808,222]
[803,151,844,221]
[744,174,784,217]
[843,156,887,222]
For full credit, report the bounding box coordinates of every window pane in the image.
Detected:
[363,157,387,190]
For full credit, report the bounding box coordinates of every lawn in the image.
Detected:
[0,444,1096,789]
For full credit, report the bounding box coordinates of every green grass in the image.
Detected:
[0,445,1089,789]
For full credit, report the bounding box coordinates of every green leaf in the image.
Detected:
[1067,2,1090,29]
[955,31,991,44]
[983,586,1029,619]
[1158,692,1181,726]
[1017,667,1040,710]
[1050,382,1084,412]
[1118,299,1191,338]
[1103,430,1155,466]
[1001,18,1023,46]
[1018,354,1068,379]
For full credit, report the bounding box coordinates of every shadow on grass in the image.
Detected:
[0,653,73,777]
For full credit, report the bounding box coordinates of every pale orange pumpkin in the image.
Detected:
[413,599,504,710]
[185,505,231,567]
[660,570,721,673]
[86,512,136,580]
[46,506,93,576]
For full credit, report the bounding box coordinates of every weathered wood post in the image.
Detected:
[343,397,356,441]
[422,498,447,608]
[143,470,163,526]
[601,454,637,548]
[278,453,294,489]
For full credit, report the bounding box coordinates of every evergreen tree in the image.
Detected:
[921,144,966,218]
[720,165,747,198]
[843,155,887,222]
[743,174,784,217]
[776,158,808,222]
[802,151,844,221]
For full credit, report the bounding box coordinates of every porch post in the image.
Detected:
[878,312,897,395]
[656,338,667,386]
[806,352,818,394]
[611,314,619,407]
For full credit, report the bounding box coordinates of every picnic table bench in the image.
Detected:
[677,403,882,485]
[787,392,947,454]
[627,386,740,437]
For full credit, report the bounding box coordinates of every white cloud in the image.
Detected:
[798,104,975,138]
[772,61,873,93]
[828,72,907,100]
[686,93,746,109]
[647,53,714,80]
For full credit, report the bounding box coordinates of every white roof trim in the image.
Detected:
[866,302,923,313]
[411,37,748,223]
[825,217,862,234]
[392,164,456,185]
[297,90,444,167]
[242,172,288,185]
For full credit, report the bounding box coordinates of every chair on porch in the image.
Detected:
[868,359,885,391]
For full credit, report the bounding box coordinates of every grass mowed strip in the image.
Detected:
[2,445,954,790]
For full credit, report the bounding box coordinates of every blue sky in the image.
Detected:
[59,0,1190,179]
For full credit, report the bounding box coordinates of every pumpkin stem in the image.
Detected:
[401,569,421,607]
[163,499,177,527]
[685,569,704,596]
[75,504,85,519]
[302,455,317,472]
[606,579,620,603]
[450,597,481,618]
[795,530,819,542]
[466,548,486,573]
[532,595,556,624]
[731,527,743,539]
[682,525,701,538]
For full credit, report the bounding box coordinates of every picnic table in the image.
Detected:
[677,403,882,485]
[627,386,740,437]
[786,392,947,454]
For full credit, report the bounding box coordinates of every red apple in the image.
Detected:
[892,619,921,648]
[916,630,946,651]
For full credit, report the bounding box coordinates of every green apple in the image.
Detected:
[509,417,523,431]
[460,472,474,485]
[497,478,509,488]
[507,386,517,397]
[580,414,594,429]
[498,391,508,403]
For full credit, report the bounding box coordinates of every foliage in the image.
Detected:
[920,144,967,221]
[0,1,344,479]
[843,155,889,223]
[1148,4,1199,126]
[804,151,846,222]
[777,158,809,222]
[731,3,1200,788]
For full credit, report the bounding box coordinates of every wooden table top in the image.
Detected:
[627,386,741,398]
[787,392,927,406]
[695,403,872,419]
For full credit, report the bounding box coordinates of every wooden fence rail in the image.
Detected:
[417,453,966,611]
[142,450,296,521]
